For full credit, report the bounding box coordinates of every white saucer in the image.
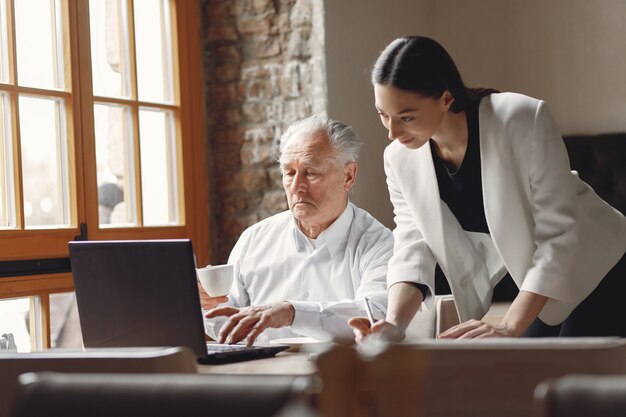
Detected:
[269,337,326,352]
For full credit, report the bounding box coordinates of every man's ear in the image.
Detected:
[344,162,358,191]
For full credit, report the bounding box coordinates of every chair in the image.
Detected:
[404,295,460,341]
[0,346,197,417]
[434,294,460,335]
[387,338,626,417]
[315,344,363,417]
[317,338,626,417]
[564,133,626,215]
[11,371,311,417]
[405,295,511,340]
[533,374,626,417]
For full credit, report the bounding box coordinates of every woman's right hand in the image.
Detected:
[349,282,424,344]
[348,317,405,344]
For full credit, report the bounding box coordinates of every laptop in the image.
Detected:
[69,239,289,364]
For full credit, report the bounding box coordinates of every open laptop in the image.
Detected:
[69,239,289,364]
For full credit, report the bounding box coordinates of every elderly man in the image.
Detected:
[203,114,393,346]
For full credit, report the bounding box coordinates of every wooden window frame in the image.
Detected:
[0,0,210,349]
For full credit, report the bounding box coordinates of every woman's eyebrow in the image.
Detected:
[375,105,418,114]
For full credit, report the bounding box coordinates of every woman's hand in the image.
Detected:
[348,317,405,344]
[349,282,424,344]
[438,291,549,339]
[438,319,516,339]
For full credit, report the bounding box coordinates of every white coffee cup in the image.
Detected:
[196,264,234,297]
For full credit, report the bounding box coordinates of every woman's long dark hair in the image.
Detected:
[372,36,498,113]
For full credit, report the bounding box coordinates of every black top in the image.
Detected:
[431,99,488,233]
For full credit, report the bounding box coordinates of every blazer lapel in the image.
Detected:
[401,144,451,277]
[391,140,494,320]
[479,99,535,286]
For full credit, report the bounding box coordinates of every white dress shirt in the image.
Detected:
[204,202,393,342]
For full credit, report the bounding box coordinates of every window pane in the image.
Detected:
[90,0,131,98]
[134,0,173,103]
[19,95,70,228]
[0,296,37,352]
[0,93,15,228]
[50,292,83,349]
[94,103,137,226]
[14,0,64,89]
[0,0,9,83]
[139,108,178,226]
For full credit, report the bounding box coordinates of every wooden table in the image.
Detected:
[197,351,317,376]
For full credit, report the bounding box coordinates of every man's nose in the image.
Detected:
[291,171,306,193]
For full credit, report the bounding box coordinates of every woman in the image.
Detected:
[349,36,626,340]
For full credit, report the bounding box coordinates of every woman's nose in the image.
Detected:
[387,119,402,141]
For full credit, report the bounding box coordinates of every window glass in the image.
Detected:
[94,103,136,226]
[14,0,63,89]
[89,0,131,98]
[0,0,9,83]
[0,0,201,350]
[139,108,178,226]
[50,292,83,349]
[19,95,70,228]
[134,0,173,103]
[0,296,39,352]
[0,93,15,228]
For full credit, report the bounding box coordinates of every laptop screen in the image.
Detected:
[69,239,208,359]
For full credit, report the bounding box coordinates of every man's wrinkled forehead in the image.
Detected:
[280,132,332,167]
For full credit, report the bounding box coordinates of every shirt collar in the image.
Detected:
[292,202,355,256]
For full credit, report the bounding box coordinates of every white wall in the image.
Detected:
[323,0,626,228]
[322,0,435,228]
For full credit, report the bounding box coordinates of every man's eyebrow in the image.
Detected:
[280,158,323,170]
[300,158,323,169]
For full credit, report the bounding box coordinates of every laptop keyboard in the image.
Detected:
[200,342,289,364]
[206,343,255,352]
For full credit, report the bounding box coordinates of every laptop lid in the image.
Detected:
[69,239,208,359]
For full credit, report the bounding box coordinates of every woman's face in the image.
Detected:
[374,84,452,149]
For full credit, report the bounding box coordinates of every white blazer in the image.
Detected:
[384,92,626,325]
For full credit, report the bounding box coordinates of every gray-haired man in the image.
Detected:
[204,114,393,346]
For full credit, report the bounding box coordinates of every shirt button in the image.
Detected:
[302,292,310,300]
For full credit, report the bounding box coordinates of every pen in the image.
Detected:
[364,296,376,326]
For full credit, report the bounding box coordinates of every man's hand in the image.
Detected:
[438,319,516,339]
[198,282,228,310]
[348,317,405,344]
[204,302,295,346]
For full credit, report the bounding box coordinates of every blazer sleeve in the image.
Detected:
[384,146,438,308]
[519,100,578,301]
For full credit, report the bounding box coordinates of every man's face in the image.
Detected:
[280,132,356,235]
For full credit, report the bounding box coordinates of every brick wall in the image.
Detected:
[201,0,326,262]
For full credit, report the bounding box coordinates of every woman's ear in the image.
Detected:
[344,162,358,191]
[441,90,455,111]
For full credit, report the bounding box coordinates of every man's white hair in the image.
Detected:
[278,114,363,168]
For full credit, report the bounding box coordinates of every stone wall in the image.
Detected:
[201,0,326,262]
